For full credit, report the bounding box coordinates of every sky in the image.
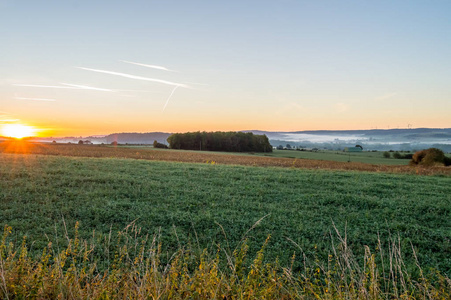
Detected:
[1,0,450,137]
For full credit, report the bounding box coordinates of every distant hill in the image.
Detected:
[246,128,451,137]
[244,128,451,152]
[245,128,451,140]
[105,132,171,144]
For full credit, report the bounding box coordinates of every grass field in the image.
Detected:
[1,151,450,279]
[1,142,451,298]
[262,149,411,165]
[124,147,412,165]
[1,141,450,175]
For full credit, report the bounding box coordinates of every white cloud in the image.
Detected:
[13,84,75,89]
[77,67,190,88]
[162,86,179,112]
[15,97,56,101]
[14,83,114,92]
[120,60,178,72]
[60,83,114,92]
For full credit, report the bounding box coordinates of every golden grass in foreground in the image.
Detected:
[1,224,450,299]
[1,141,450,176]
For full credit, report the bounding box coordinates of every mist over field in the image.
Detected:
[30,128,451,152]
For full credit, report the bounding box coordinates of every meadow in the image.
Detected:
[1,151,450,270]
[128,147,412,165]
[1,141,450,175]
[1,143,451,298]
[261,149,411,165]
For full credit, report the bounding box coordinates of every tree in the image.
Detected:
[166,131,272,152]
[410,148,447,166]
[393,152,402,159]
[383,151,390,158]
[153,140,168,149]
[78,140,83,145]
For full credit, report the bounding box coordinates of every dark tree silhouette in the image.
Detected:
[167,131,272,152]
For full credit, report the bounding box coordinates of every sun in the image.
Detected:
[1,124,36,139]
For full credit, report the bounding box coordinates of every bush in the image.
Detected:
[444,156,451,166]
[393,152,413,159]
[393,152,402,159]
[410,148,446,166]
[153,140,168,149]
[383,151,390,158]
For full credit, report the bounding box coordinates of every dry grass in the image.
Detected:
[1,141,450,176]
[1,223,450,299]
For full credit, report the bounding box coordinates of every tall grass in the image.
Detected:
[1,223,450,299]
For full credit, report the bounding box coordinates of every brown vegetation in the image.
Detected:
[410,148,451,166]
[0,141,450,176]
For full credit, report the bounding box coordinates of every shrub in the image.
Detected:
[383,151,390,158]
[393,152,402,159]
[410,148,446,166]
[444,156,451,166]
[393,152,413,159]
[153,140,168,149]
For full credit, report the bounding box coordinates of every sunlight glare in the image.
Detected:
[1,124,36,139]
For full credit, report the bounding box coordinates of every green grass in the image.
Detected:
[1,153,450,277]
[124,145,412,165]
[262,149,412,165]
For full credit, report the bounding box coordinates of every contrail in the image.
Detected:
[120,60,178,72]
[162,85,179,112]
[13,84,76,89]
[76,67,190,88]
[14,83,113,92]
[116,89,164,93]
[15,97,56,102]
[60,83,114,92]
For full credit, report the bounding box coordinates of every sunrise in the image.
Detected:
[1,124,36,139]
[1,1,450,298]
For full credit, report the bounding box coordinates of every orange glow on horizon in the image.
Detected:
[1,124,36,139]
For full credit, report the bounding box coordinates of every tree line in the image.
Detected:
[167,131,272,152]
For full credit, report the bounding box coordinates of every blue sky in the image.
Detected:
[1,0,450,136]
